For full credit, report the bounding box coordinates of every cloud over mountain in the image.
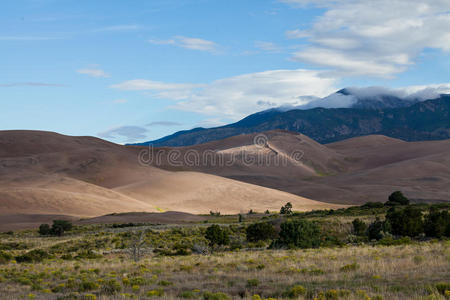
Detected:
[283,0,450,77]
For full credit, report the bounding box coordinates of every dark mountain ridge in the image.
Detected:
[135,95,450,147]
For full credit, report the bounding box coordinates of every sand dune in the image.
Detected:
[0,130,340,226]
[149,131,450,204]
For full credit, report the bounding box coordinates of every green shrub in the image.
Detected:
[340,262,359,272]
[147,289,164,297]
[205,225,229,246]
[377,236,411,246]
[180,291,197,298]
[0,250,13,264]
[15,249,50,263]
[352,218,367,236]
[79,280,99,292]
[325,289,339,300]
[386,206,424,237]
[436,283,450,295]
[0,242,30,250]
[130,276,146,286]
[39,224,51,235]
[246,222,276,242]
[385,191,410,206]
[424,208,449,238]
[101,279,122,295]
[285,285,306,298]
[39,220,73,236]
[246,279,259,288]
[362,202,384,209]
[367,217,390,240]
[158,280,173,286]
[272,219,321,249]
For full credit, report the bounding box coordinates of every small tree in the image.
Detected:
[280,202,293,215]
[424,208,449,238]
[246,222,276,242]
[205,225,229,247]
[385,191,409,206]
[129,231,146,262]
[39,220,73,236]
[273,219,320,249]
[50,220,73,236]
[367,217,390,240]
[38,224,51,236]
[386,206,423,237]
[352,218,367,236]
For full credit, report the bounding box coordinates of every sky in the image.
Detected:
[1,0,450,144]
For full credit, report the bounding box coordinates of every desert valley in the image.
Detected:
[1,0,450,299]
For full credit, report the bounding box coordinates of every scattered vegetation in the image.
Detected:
[0,191,448,299]
[39,220,73,236]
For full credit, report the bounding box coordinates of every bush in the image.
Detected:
[147,289,164,297]
[101,279,122,295]
[79,280,99,292]
[246,279,259,288]
[436,283,450,295]
[246,222,276,242]
[424,208,449,238]
[385,191,409,206]
[15,249,50,263]
[284,285,306,298]
[340,262,359,272]
[367,217,390,240]
[39,220,73,236]
[361,202,385,209]
[39,224,51,235]
[386,206,424,237]
[377,236,411,246]
[205,225,229,246]
[272,219,321,249]
[0,250,13,264]
[352,218,367,236]
[179,290,197,298]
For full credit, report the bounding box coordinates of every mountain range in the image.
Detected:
[135,92,450,147]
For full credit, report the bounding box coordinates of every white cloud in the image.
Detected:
[113,99,127,104]
[283,0,450,77]
[111,69,338,119]
[298,84,450,109]
[97,125,148,142]
[110,79,205,100]
[77,68,110,78]
[146,121,182,127]
[285,29,310,39]
[254,41,281,52]
[148,36,218,52]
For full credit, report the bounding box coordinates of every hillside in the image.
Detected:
[144,131,450,204]
[0,130,342,223]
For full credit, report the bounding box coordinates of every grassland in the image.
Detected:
[0,207,449,300]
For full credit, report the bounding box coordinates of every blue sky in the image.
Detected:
[1,0,450,143]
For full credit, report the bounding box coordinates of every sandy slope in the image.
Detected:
[0,130,339,224]
[150,131,450,204]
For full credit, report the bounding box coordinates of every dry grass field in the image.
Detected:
[0,208,449,300]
